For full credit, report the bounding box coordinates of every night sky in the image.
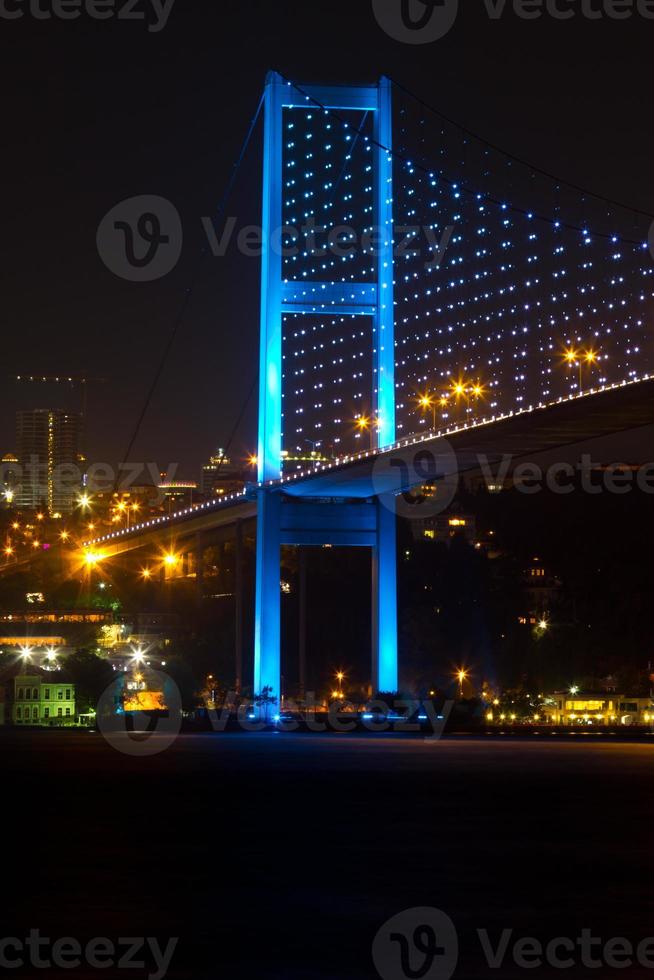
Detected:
[1,0,653,480]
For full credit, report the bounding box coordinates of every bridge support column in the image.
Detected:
[254,489,281,702]
[298,546,307,700]
[194,533,205,596]
[371,498,398,694]
[234,520,243,693]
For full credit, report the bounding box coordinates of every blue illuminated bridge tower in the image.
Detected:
[254,71,396,701]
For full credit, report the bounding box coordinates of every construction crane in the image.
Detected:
[11,374,107,455]
[11,374,106,417]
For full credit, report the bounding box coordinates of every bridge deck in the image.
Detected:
[83,375,654,556]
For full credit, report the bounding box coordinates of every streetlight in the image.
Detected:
[355,416,373,450]
[418,394,436,430]
[470,382,486,417]
[563,347,590,392]
[335,670,345,696]
[582,349,598,391]
[450,380,469,421]
[455,667,469,698]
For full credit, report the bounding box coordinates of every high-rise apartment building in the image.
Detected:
[16,410,81,514]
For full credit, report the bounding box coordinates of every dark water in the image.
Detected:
[4,731,654,978]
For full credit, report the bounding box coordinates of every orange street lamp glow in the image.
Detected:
[164,553,179,567]
[355,415,375,448]
[141,567,152,580]
[248,454,258,467]
[455,667,469,697]
[418,394,437,428]
[450,380,470,419]
[60,531,69,542]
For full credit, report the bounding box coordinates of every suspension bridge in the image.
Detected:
[17,71,654,702]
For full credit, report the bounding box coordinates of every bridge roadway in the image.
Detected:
[85,374,654,560]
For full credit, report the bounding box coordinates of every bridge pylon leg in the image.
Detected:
[371,497,398,694]
[254,489,282,707]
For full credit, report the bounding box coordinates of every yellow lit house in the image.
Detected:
[545,691,654,726]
